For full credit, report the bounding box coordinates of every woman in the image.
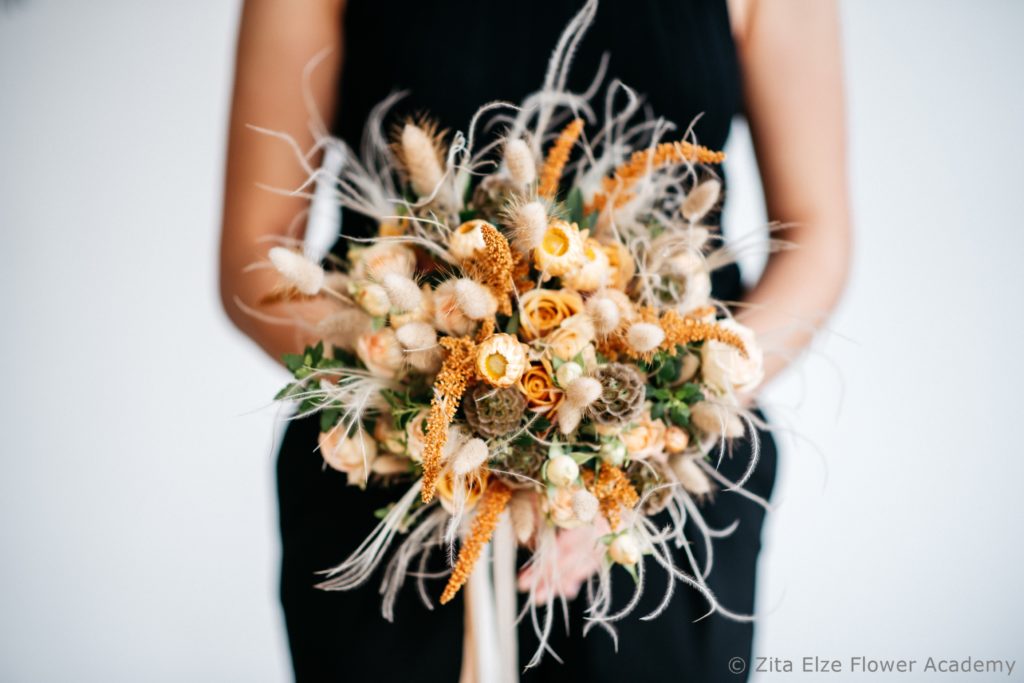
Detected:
[220,0,850,680]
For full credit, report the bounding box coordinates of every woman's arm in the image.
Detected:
[730,0,852,382]
[219,0,345,364]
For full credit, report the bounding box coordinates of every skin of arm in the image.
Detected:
[219,0,345,365]
[729,0,852,383]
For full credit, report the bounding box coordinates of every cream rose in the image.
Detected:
[355,327,404,378]
[701,319,764,394]
[318,429,378,486]
[545,313,596,361]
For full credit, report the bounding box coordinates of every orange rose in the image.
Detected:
[518,288,584,340]
[436,468,489,513]
[518,361,564,415]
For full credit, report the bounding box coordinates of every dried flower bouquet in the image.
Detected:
[256,0,777,666]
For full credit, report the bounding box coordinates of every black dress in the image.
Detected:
[276,1,778,681]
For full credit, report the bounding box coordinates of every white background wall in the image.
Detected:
[1,1,1022,680]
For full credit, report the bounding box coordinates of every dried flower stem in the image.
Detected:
[590,139,726,212]
[584,466,639,531]
[440,480,512,604]
[659,310,747,357]
[421,337,478,503]
[601,310,748,361]
[538,118,584,199]
[462,224,516,315]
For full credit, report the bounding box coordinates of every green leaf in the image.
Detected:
[565,187,585,225]
[504,311,520,336]
[459,208,478,223]
[282,353,305,373]
[320,408,341,432]
[657,355,681,384]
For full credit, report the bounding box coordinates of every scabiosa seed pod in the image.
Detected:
[470,177,518,224]
[504,138,537,189]
[462,384,527,438]
[490,443,547,484]
[268,247,325,295]
[627,460,673,515]
[590,363,646,426]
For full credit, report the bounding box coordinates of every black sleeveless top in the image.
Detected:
[331,0,745,303]
[278,4,776,681]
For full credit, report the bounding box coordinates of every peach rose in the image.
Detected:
[620,411,667,461]
[374,416,406,455]
[518,288,584,340]
[517,362,564,415]
[545,485,586,529]
[545,313,596,361]
[404,410,429,462]
[355,327,404,378]
[318,428,378,486]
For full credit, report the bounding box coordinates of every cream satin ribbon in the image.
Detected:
[460,512,519,683]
